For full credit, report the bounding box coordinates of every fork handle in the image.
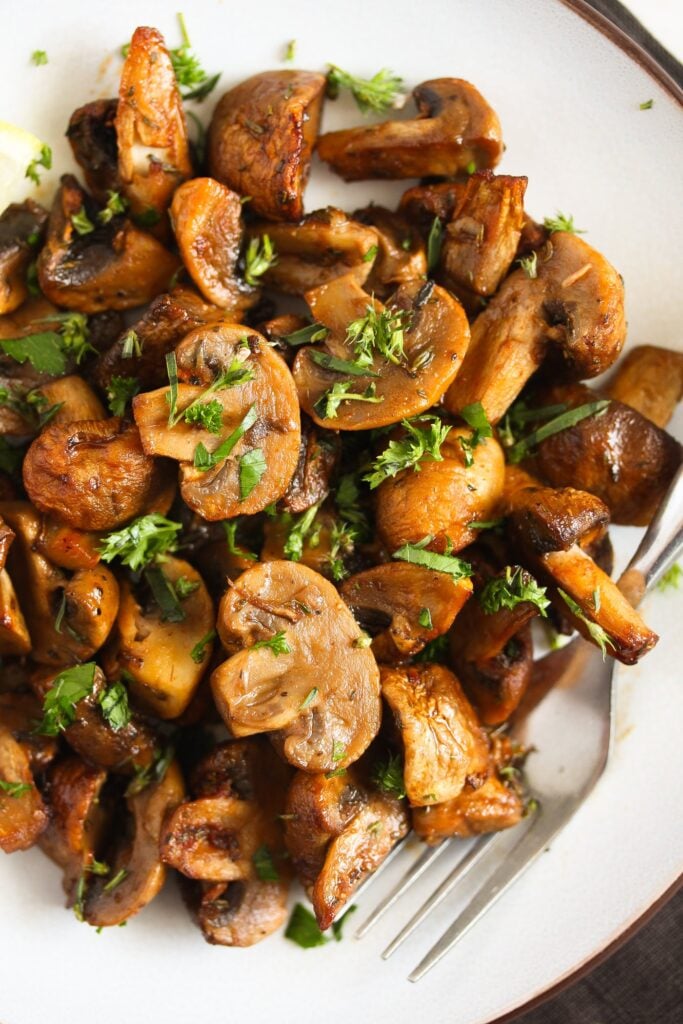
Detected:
[618,463,683,607]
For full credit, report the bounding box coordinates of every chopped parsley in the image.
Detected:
[331,741,346,763]
[478,566,550,617]
[244,234,277,285]
[418,607,433,629]
[363,414,451,488]
[71,206,95,235]
[252,844,280,881]
[283,322,329,346]
[167,13,220,101]
[518,251,538,279]
[222,519,257,561]
[184,399,224,434]
[0,384,62,429]
[103,868,128,893]
[0,312,94,375]
[284,39,296,62]
[363,244,378,263]
[543,211,585,235]
[639,99,654,110]
[326,65,404,114]
[331,905,357,941]
[372,753,406,799]
[346,303,410,367]
[98,681,132,732]
[393,537,473,582]
[239,448,267,499]
[505,400,610,463]
[285,903,329,948]
[106,376,140,417]
[0,780,33,798]
[99,514,182,571]
[190,629,216,664]
[315,381,383,420]
[25,143,52,185]
[37,663,97,735]
[557,588,615,659]
[299,687,319,710]
[31,50,48,65]
[458,401,493,467]
[251,631,291,656]
[144,566,186,623]
[194,404,258,472]
[283,501,323,561]
[125,746,174,797]
[165,350,254,428]
[98,190,128,225]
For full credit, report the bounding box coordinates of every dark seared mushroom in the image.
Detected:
[374,427,505,554]
[279,416,339,514]
[293,274,470,430]
[0,692,59,771]
[67,99,120,202]
[1,502,119,666]
[212,561,382,772]
[170,178,259,312]
[284,765,409,929]
[189,877,290,946]
[381,663,490,806]
[318,78,503,181]
[115,26,192,225]
[208,70,326,221]
[0,725,47,852]
[37,175,180,313]
[22,418,175,531]
[103,556,214,720]
[133,322,301,520]
[353,205,427,297]
[0,199,48,314]
[244,208,379,293]
[0,516,30,656]
[340,562,472,662]
[529,382,682,525]
[605,344,683,429]
[443,231,626,423]
[398,181,467,237]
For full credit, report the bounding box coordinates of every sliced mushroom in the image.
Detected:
[0,692,59,771]
[93,284,225,392]
[0,725,47,853]
[22,417,174,531]
[83,759,185,927]
[38,756,109,901]
[353,205,427,297]
[375,428,505,554]
[212,561,382,772]
[293,275,470,430]
[1,501,119,665]
[170,178,259,312]
[279,416,339,514]
[115,26,192,225]
[245,208,379,293]
[189,877,290,946]
[317,78,503,181]
[67,98,120,203]
[208,70,326,221]
[443,231,626,423]
[103,556,214,720]
[37,375,106,425]
[606,344,683,429]
[529,383,681,525]
[283,766,409,929]
[412,773,523,843]
[437,171,527,307]
[133,323,301,520]
[34,516,102,571]
[381,663,490,806]
[0,199,48,315]
[398,181,466,237]
[340,562,472,662]
[0,567,31,655]
[37,175,180,313]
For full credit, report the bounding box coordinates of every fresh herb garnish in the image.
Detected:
[299,687,319,710]
[0,313,94,375]
[353,634,372,649]
[309,350,379,377]
[125,746,174,797]
[239,448,267,499]
[98,190,128,225]
[165,351,254,428]
[71,206,95,235]
[25,143,52,185]
[167,13,220,101]
[222,519,257,562]
[426,216,444,273]
[106,376,140,417]
[506,400,610,463]
[98,681,132,731]
[478,566,550,617]
[103,868,128,893]
[0,780,33,798]
[418,607,433,629]
[363,244,378,263]
[414,633,450,664]
[639,99,654,110]
[458,401,493,467]
[175,576,199,599]
[283,322,329,346]
[193,404,258,472]
[518,251,538,279]
[133,207,161,228]
[144,566,186,623]
[121,330,142,358]
[326,65,404,114]
[557,588,615,659]
[363,414,451,488]
[0,384,62,429]
[372,753,406,799]
[284,39,296,62]
[252,844,280,881]
[190,629,216,664]
[468,518,504,531]
[393,538,473,581]
[184,399,224,434]
[285,903,329,948]
[31,50,48,65]
[37,663,97,735]
[244,234,277,285]
[0,438,23,476]
[283,502,323,561]
[99,514,182,571]
[346,303,410,367]
[331,905,357,941]
[315,381,383,420]
[657,563,681,592]
[326,519,357,581]
[332,741,346,762]
[251,631,291,656]
[543,211,585,235]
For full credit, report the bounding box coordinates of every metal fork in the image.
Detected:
[353,463,683,982]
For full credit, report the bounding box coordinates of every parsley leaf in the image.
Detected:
[543,211,585,235]
[326,65,404,114]
[315,381,383,420]
[557,588,615,659]
[251,631,291,656]
[125,746,174,797]
[639,99,654,110]
[168,13,220,101]
[244,234,277,285]
[222,519,257,561]
[393,538,473,581]
[363,414,451,489]
[239,448,267,499]
[517,251,538,279]
[372,753,406,798]
[506,400,610,464]
[285,903,329,948]
[184,399,224,434]
[25,143,52,185]
[0,333,66,376]
[166,352,254,428]
[98,681,132,731]
[418,607,432,628]
[284,39,296,62]
[98,190,128,225]
[309,350,379,377]
[144,566,186,623]
[346,303,410,367]
[283,502,323,561]
[458,401,493,467]
[193,404,258,472]
[252,844,280,881]
[657,563,681,592]
[106,376,140,417]
[478,566,550,617]
[71,206,95,235]
[37,663,97,735]
[99,514,182,571]
[0,780,33,798]
[190,628,216,664]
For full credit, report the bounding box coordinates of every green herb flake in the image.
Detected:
[506,400,611,464]
[543,211,585,235]
[458,401,493,467]
[252,844,280,881]
[284,39,296,62]
[418,607,433,629]
[31,50,48,65]
[106,376,140,417]
[71,206,95,235]
[282,322,329,347]
[346,303,410,368]
[251,630,291,656]
[478,566,550,617]
[332,741,346,763]
[657,563,681,592]
[244,234,277,285]
[331,904,357,941]
[194,404,258,472]
[518,251,538,279]
[190,629,216,664]
[324,767,347,779]
[427,216,444,273]
[167,12,220,101]
[99,514,182,571]
[0,780,33,798]
[98,190,128,225]
[144,566,186,623]
[315,380,383,420]
[372,753,406,799]
[393,539,473,582]
[639,99,654,110]
[103,868,128,893]
[184,398,224,434]
[98,681,132,732]
[285,903,329,948]
[125,746,174,797]
[121,330,142,359]
[309,350,379,377]
[239,448,267,500]
[364,414,451,489]
[222,519,257,562]
[363,244,378,263]
[326,65,404,114]
[299,687,318,710]
[557,588,615,659]
[37,663,97,735]
[25,143,52,185]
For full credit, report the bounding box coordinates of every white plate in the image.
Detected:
[1,2,682,1022]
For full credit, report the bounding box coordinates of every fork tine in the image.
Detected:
[355,840,450,939]
[381,833,499,959]
[408,811,551,982]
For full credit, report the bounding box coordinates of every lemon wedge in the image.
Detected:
[0,121,51,209]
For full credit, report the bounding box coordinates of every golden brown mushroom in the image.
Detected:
[22,417,174,531]
[293,275,470,430]
[189,877,290,946]
[36,375,106,425]
[0,692,59,771]
[0,199,48,315]
[115,26,192,225]
[133,323,301,521]
[353,205,428,297]
[605,344,683,429]
[443,231,626,423]
[208,70,326,221]
[34,516,103,571]
[212,561,382,772]
[67,99,120,203]
[0,725,47,852]
[317,78,503,181]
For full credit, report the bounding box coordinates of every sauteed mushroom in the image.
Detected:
[212,561,382,772]
[279,416,339,514]
[353,205,427,296]
[317,78,503,180]
[0,199,48,315]
[37,375,106,425]
[67,99,120,203]
[0,692,59,771]
[0,725,47,852]
[208,70,326,221]
[190,877,290,946]
[605,344,683,429]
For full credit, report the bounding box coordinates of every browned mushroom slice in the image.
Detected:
[38,756,109,901]
[0,725,47,852]
[67,99,120,203]
[293,275,470,430]
[375,428,504,554]
[353,205,427,297]
[0,692,59,771]
[0,199,48,315]
[443,232,626,423]
[260,503,339,579]
[398,181,467,237]
[606,344,683,429]
[212,561,381,773]
[529,383,681,525]
[190,877,290,946]
[94,284,225,392]
[1,501,119,665]
[245,208,379,293]
[133,322,301,520]
[0,568,30,655]
[103,556,214,720]
[36,375,106,425]
[413,774,523,844]
[502,476,610,553]
[279,416,339,514]
[208,70,325,222]
[170,178,258,312]
[37,175,180,313]
[340,563,472,662]
[381,664,490,806]
[34,516,102,571]
[115,27,192,225]
[438,171,527,305]
[22,418,174,531]
[318,79,502,181]
[84,759,185,927]
[283,767,409,929]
